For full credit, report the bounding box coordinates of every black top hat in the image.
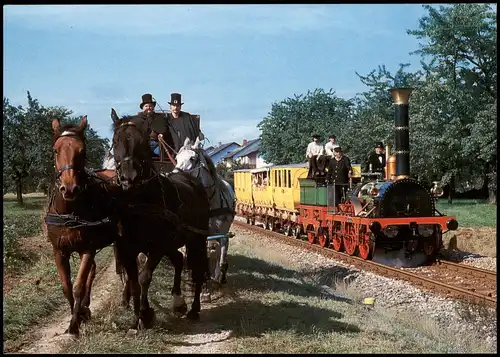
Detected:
[329,134,336,140]
[312,134,320,139]
[334,146,343,152]
[168,93,184,105]
[140,93,156,109]
[375,142,384,149]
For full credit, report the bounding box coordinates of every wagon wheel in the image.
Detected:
[342,224,357,256]
[283,224,293,236]
[250,217,255,225]
[332,231,343,252]
[268,219,276,231]
[293,225,304,239]
[358,233,375,260]
[317,227,329,247]
[306,225,316,244]
[246,216,250,224]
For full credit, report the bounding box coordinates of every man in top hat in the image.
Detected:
[165,92,205,152]
[305,134,324,178]
[365,141,386,177]
[136,93,166,156]
[326,146,352,207]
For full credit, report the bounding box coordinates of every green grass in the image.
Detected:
[61,257,183,354]
[3,194,48,271]
[2,247,115,352]
[435,199,496,228]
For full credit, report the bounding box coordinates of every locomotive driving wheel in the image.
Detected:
[342,223,357,256]
[332,231,343,252]
[358,232,375,260]
[317,227,329,247]
[306,225,316,244]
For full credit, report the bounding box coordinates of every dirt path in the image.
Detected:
[169,295,234,354]
[19,258,123,354]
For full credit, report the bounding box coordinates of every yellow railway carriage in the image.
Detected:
[270,163,308,212]
[233,169,253,219]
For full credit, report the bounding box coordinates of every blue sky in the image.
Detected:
[4,4,432,145]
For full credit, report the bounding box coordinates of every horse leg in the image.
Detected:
[122,253,141,330]
[53,250,74,316]
[219,236,229,284]
[138,251,162,329]
[187,243,209,321]
[68,252,95,335]
[114,243,132,308]
[168,250,188,315]
[79,258,96,322]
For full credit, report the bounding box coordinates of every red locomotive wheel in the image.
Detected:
[307,228,316,244]
[358,234,375,260]
[317,228,329,247]
[343,235,357,256]
[332,233,343,252]
[423,241,436,256]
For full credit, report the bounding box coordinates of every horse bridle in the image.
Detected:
[53,131,85,184]
[174,148,217,201]
[115,121,150,185]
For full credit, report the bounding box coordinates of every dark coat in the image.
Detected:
[326,156,352,184]
[167,111,201,151]
[366,152,386,175]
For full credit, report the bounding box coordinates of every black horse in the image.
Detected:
[111,112,210,328]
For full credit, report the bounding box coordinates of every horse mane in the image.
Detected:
[199,149,218,178]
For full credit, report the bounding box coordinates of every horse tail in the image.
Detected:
[113,244,127,284]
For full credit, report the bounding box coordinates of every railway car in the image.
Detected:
[234,87,458,263]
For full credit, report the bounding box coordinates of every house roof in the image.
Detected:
[207,142,240,157]
[223,138,260,159]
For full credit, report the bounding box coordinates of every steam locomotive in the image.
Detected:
[234,88,458,262]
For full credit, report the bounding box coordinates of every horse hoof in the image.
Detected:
[140,308,155,329]
[121,300,130,309]
[67,325,80,336]
[173,302,188,315]
[200,293,212,303]
[186,310,200,321]
[79,307,92,322]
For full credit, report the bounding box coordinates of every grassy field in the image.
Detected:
[436,199,496,228]
[2,193,115,352]
[59,229,495,354]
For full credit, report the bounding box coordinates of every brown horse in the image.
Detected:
[44,116,121,335]
[111,113,210,329]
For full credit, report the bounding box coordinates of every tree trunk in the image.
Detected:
[16,179,23,205]
[488,189,496,204]
[447,175,454,204]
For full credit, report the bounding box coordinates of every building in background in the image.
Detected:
[206,141,241,165]
[223,138,271,168]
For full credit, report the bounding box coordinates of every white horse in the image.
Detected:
[173,137,236,290]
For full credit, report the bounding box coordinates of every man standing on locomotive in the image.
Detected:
[306,134,324,178]
[326,146,352,207]
[324,134,339,158]
[365,142,386,178]
[163,92,205,153]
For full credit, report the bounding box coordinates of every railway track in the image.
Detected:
[232,219,497,309]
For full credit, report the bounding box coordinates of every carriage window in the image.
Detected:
[274,171,277,187]
[278,171,282,187]
[283,170,287,188]
[288,170,292,188]
[263,171,268,186]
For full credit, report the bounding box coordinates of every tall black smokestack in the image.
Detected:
[389,88,413,179]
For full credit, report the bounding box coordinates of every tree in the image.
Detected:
[407,4,497,203]
[258,89,354,165]
[3,93,110,202]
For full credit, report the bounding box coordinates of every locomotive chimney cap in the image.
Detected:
[390,88,413,105]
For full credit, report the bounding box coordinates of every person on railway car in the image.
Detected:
[166,92,205,153]
[306,134,324,178]
[365,142,386,177]
[326,146,352,206]
[324,134,340,158]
